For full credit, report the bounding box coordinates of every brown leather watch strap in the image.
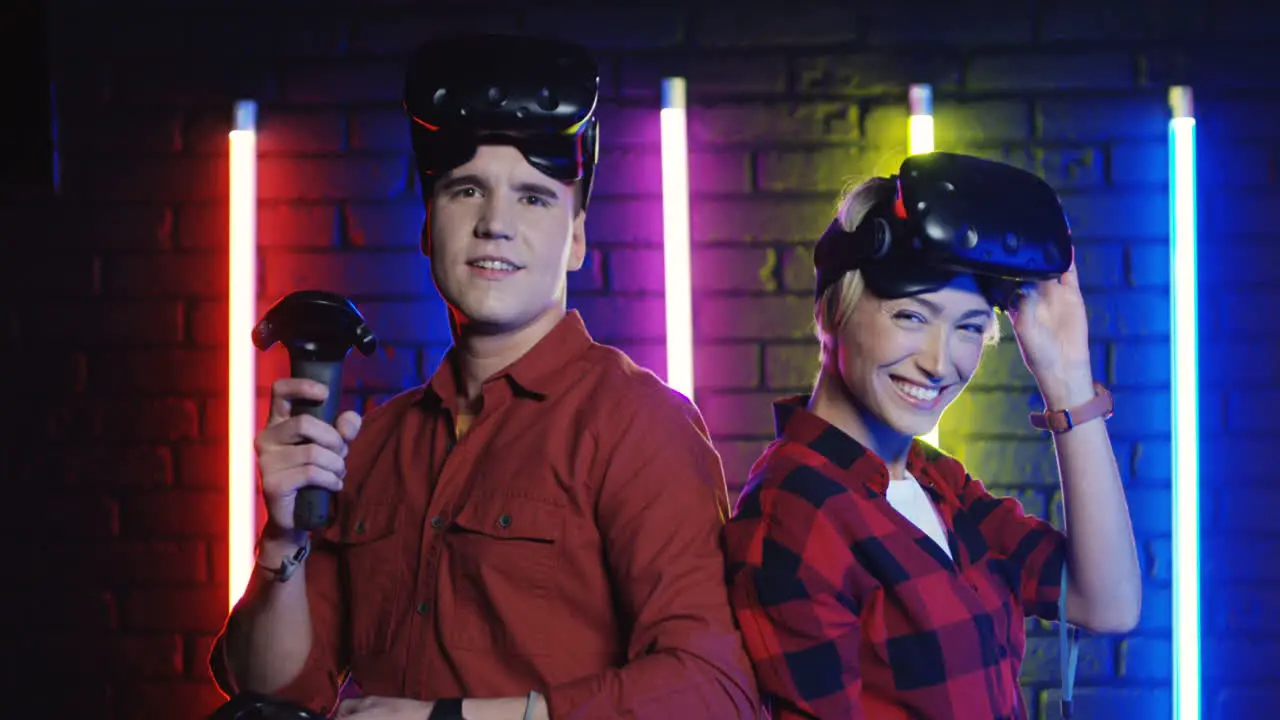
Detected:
[1029,382,1113,433]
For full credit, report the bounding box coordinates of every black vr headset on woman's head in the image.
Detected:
[813,152,1074,311]
[403,33,601,212]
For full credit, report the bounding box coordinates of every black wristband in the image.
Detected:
[429,698,464,720]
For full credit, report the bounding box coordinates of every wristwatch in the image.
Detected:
[1029,382,1113,433]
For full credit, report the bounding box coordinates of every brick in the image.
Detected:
[779,244,816,293]
[261,249,432,299]
[344,201,424,248]
[17,540,206,586]
[1218,586,1280,634]
[1144,537,1171,581]
[1124,241,1169,289]
[1131,439,1171,482]
[702,198,841,243]
[966,341,1036,390]
[796,53,963,96]
[187,106,347,155]
[1022,635,1114,682]
[717,439,771,492]
[1125,486,1172,536]
[764,343,819,390]
[618,52,788,99]
[1058,189,1167,240]
[102,398,202,442]
[1039,0,1147,42]
[699,391,783,437]
[525,8,685,50]
[106,61,278,105]
[1196,97,1280,140]
[1038,687,1171,720]
[967,52,1135,92]
[697,295,816,341]
[1143,46,1280,91]
[0,589,117,630]
[64,444,175,490]
[43,202,175,251]
[17,301,184,346]
[58,107,183,153]
[862,1,1033,47]
[1202,638,1280,681]
[87,349,223,395]
[1214,689,1280,720]
[62,155,228,202]
[757,147,892,194]
[12,495,119,538]
[179,202,339,250]
[695,344,762,390]
[980,144,1106,190]
[118,680,229,720]
[609,246,779,293]
[102,251,226,298]
[186,634,219,680]
[690,102,861,145]
[592,149,751,196]
[350,106,411,153]
[55,633,185,678]
[1139,584,1171,631]
[120,586,232,633]
[259,157,409,201]
[3,685,113,720]
[944,388,1043,437]
[583,199,662,244]
[120,490,225,538]
[1111,339,1170,387]
[0,351,88,391]
[281,59,402,104]
[1037,96,1168,142]
[570,249,606,293]
[692,5,856,47]
[951,439,1059,486]
[863,100,1031,149]
[1113,138,1271,189]
[175,442,227,490]
[348,12,521,55]
[4,253,100,296]
[571,296,666,341]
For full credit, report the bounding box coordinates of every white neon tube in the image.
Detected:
[1169,84,1200,720]
[661,77,694,399]
[908,83,940,448]
[229,100,258,611]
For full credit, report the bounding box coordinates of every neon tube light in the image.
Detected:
[229,100,258,611]
[908,84,939,448]
[1169,84,1200,720]
[661,77,694,399]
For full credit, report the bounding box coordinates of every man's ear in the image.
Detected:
[568,210,587,271]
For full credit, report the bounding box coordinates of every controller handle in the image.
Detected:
[253,290,378,531]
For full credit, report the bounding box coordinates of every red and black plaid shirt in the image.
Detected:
[724,396,1066,719]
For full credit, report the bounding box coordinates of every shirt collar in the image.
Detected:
[772,394,953,496]
[422,310,594,408]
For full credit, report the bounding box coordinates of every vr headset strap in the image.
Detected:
[1059,549,1080,718]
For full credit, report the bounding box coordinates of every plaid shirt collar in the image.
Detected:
[771,394,961,503]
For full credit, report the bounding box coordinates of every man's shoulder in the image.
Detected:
[578,342,700,422]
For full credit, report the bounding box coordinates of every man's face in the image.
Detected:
[426,144,586,334]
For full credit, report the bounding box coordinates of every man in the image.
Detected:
[209,33,760,720]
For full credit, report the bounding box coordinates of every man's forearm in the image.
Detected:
[223,532,318,693]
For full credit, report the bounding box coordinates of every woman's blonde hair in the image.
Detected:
[814,176,1000,362]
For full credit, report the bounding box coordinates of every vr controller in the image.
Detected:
[404,33,601,209]
[207,692,328,720]
[815,151,1074,310]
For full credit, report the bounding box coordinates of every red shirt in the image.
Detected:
[724,396,1066,719]
[211,312,760,718]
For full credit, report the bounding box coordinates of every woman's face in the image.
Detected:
[834,275,995,438]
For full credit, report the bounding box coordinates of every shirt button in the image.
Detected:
[416,601,430,615]
[354,520,366,535]
[430,516,444,529]
[497,513,512,529]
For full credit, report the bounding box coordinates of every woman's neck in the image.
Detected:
[807,369,914,479]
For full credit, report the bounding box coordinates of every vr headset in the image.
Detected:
[814,152,1074,311]
[403,33,601,211]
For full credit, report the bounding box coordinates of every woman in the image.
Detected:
[723,166,1142,719]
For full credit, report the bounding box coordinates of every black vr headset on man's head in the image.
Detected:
[814,152,1074,311]
[403,33,601,211]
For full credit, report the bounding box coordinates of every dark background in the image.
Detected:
[4,0,1277,717]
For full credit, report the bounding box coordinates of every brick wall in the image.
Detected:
[5,0,1278,717]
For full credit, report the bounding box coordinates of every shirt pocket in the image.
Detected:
[439,492,565,653]
[334,501,404,656]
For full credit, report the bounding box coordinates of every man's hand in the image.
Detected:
[334,696,433,719]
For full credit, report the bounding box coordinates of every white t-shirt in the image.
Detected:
[885,472,952,559]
